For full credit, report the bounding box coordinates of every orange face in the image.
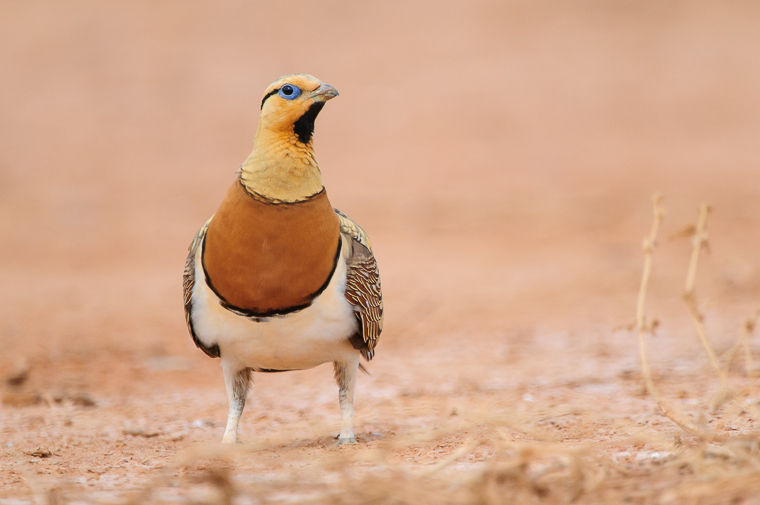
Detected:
[257,74,339,139]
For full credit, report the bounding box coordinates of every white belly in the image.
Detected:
[190,239,360,371]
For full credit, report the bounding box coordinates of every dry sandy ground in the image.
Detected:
[1,1,760,503]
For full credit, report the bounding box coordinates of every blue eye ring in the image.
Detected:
[278,84,301,100]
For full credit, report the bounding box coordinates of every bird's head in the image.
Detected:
[257,74,339,145]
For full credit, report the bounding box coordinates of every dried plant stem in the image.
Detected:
[636,194,664,395]
[721,336,743,375]
[741,316,757,380]
[636,195,706,438]
[684,204,710,296]
[721,315,758,377]
[683,205,723,385]
[741,316,760,418]
[681,205,731,408]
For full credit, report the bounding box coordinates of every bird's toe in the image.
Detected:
[335,436,357,446]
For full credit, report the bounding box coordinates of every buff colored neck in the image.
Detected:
[239,125,324,203]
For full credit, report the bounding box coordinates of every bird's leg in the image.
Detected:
[221,365,251,445]
[333,355,360,445]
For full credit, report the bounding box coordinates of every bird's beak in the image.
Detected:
[310,83,339,102]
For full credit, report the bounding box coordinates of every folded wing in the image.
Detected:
[335,209,383,360]
[183,218,220,358]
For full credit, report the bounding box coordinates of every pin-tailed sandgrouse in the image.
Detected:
[183,74,383,445]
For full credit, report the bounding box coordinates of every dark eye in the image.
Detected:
[278,84,301,100]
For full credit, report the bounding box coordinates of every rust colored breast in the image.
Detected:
[202,179,340,316]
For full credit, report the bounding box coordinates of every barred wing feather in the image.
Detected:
[335,209,383,360]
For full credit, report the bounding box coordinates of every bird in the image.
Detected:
[182,74,383,445]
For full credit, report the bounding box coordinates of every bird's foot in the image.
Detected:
[335,436,357,446]
[221,434,238,445]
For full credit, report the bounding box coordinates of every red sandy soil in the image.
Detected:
[1,1,759,503]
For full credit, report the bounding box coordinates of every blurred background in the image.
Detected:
[2,1,760,498]
[1,0,759,411]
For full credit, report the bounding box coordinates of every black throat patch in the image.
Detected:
[293,102,325,144]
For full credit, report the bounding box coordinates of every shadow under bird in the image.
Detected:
[183,74,383,445]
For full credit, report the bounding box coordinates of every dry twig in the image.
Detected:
[680,204,732,411]
[636,194,664,395]
[636,194,706,438]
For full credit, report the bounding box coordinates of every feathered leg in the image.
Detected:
[333,354,360,445]
[221,364,251,444]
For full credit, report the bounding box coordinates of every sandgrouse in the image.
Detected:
[183,74,383,445]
